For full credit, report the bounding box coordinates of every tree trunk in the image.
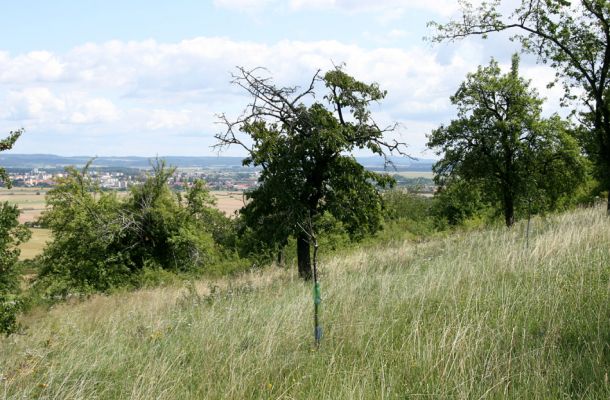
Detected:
[276,246,285,266]
[504,191,515,227]
[297,232,312,280]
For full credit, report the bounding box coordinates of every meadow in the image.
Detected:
[1,206,608,398]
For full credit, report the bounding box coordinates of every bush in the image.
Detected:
[35,160,235,299]
[0,202,31,335]
[383,189,436,236]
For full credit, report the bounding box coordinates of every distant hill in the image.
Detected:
[0,154,435,171]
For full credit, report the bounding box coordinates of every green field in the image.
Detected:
[1,206,609,398]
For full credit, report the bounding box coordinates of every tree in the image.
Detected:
[0,129,30,335]
[429,0,610,212]
[427,55,584,227]
[0,129,23,188]
[37,160,227,297]
[216,67,406,279]
[37,162,133,295]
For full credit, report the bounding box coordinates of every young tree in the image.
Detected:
[429,0,610,212]
[0,129,30,335]
[216,67,406,279]
[427,55,584,227]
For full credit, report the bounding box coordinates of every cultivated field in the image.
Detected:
[395,170,434,179]
[0,188,245,259]
[1,206,609,398]
[0,188,48,224]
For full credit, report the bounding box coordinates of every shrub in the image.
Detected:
[0,202,31,335]
[35,160,234,298]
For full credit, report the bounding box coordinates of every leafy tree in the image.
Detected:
[122,160,220,271]
[431,178,491,227]
[37,163,131,295]
[427,55,584,227]
[0,129,30,335]
[216,67,406,279]
[37,160,228,297]
[0,203,30,335]
[0,129,23,188]
[429,0,610,212]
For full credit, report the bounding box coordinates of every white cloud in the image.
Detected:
[5,87,66,120]
[0,51,64,83]
[146,109,192,130]
[0,34,563,156]
[69,98,119,124]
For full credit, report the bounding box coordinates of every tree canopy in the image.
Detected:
[427,55,584,226]
[216,67,406,279]
[429,0,610,212]
[37,160,230,297]
[0,130,30,335]
[0,129,23,189]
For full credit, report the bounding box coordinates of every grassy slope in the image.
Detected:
[2,207,610,399]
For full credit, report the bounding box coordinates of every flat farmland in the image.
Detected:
[0,188,245,260]
[395,171,434,179]
[212,190,246,216]
[0,188,48,224]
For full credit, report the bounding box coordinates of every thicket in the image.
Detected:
[0,129,30,335]
[33,160,240,299]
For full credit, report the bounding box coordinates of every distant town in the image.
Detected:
[5,166,435,194]
[6,167,260,191]
[1,154,436,193]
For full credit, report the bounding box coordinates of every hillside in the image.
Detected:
[1,206,609,399]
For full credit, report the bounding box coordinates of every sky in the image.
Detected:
[0,0,564,158]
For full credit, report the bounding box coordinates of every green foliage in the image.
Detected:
[0,130,30,335]
[0,203,31,335]
[430,0,610,207]
[0,129,23,189]
[431,179,491,228]
[35,160,233,298]
[217,66,404,278]
[428,55,585,226]
[36,163,130,297]
[383,189,436,236]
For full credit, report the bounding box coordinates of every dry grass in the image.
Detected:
[1,206,610,399]
[18,228,52,260]
[211,191,245,216]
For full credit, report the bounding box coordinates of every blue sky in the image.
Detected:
[0,0,560,157]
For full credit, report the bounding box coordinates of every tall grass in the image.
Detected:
[1,206,610,399]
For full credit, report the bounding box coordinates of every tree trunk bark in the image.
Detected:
[297,232,312,280]
[504,191,515,227]
[276,246,285,266]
